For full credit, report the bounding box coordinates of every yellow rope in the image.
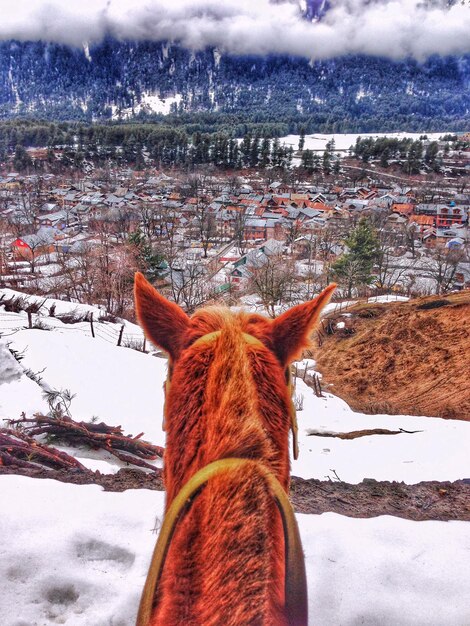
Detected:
[136,458,308,626]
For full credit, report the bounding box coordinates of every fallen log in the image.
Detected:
[307,427,422,439]
[3,414,164,473]
[0,429,88,471]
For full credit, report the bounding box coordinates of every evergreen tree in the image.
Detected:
[240,134,252,168]
[128,229,166,281]
[323,147,331,175]
[301,149,314,173]
[13,145,32,171]
[260,137,271,168]
[332,218,379,297]
[405,140,423,175]
[249,135,260,168]
[424,141,439,171]
[380,147,390,168]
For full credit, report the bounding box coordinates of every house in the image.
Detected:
[292,234,317,258]
[230,239,284,286]
[436,204,467,229]
[386,213,408,227]
[244,218,268,241]
[453,266,470,290]
[391,203,414,217]
[11,228,56,262]
[409,214,435,235]
[37,210,69,229]
[230,263,252,285]
[268,182,290,194]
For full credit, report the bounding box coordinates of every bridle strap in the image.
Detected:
[136,458,308,626]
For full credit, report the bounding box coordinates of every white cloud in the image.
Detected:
[0,0,469,61]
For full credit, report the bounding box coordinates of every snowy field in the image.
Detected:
[1,291,469,625]
[2,477,469,626]
[281,132,451,153]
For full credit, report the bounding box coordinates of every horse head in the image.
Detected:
[134,272,335,626]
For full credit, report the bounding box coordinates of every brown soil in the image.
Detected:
[290,476,470,521]
[315,290,470,421]
[1,466,469,521]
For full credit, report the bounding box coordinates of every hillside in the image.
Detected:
[1,289,470,624]
[0,40,469,131]
[315,291,470,421]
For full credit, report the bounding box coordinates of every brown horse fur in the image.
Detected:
[134,272,336,626]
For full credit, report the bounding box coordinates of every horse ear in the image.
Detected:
[134,272,190,359]
[271,284,337,366]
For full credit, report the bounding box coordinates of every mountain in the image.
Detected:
[0,39,469,132]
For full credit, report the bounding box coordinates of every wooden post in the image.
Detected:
[117,325,125,347]
[314,374,323,398]
[27,311,32,328]
[90,313,95,338]
[142,338,147,353]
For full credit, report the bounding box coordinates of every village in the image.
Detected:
[1,6,470,624]
[0,157,469,318]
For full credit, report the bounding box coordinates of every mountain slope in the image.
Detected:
[0,39,469,130]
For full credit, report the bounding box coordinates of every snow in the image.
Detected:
[0,477,160,626]
[0,329,166,470]
[1,293,469,624]
[292,378,470,484]
[0,341,23,384]
[368,295,409,303]
[1,476,469,626]
[281,132,449,154]
[0,288,106,319]
[1,294,469,482]
[111,92,182,119]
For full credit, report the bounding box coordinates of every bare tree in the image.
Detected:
[165,262,214,313]
[248,254,298,317]
[138,201,161,241]
[12,180,44,234]
[316,224,345,261]
[331,256,364,298]
[53,243,97,303]
[285,218,304,246]
[0,218,13,278]
[193,201,217,258]
[424,246,466,294]
[375,229,415,292]
[157,204,180,267]
[232,206,249,255]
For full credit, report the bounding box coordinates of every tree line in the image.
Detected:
[1,120,299,171]
[352,135,469,174]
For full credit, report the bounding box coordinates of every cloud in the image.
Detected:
[0,0,469,61]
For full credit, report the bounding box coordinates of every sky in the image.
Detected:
[0,0,469,61]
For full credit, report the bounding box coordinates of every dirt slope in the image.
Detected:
[315,291,470,421]
[1,466,469,521]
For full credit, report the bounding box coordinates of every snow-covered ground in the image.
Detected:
[1,290,469,483]
[281,132,452,154]
[292,376,469,484]
[1,476,469,626]
[110,92,182,119]
[1,292,469,625]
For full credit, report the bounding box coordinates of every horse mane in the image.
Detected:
[134,274,336,626]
